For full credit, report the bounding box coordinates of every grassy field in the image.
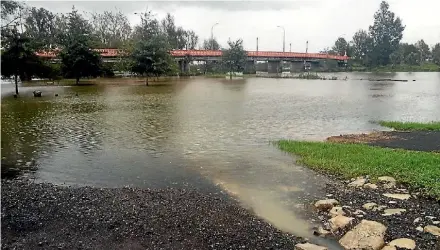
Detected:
[379,121,440,131]
[277,140,440,198]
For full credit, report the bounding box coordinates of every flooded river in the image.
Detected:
[2,72,440,246]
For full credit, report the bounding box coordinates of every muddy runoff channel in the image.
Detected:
[2,73,440,248]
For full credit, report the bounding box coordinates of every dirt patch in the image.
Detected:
[327,131,398,144]
[327,131,440,152]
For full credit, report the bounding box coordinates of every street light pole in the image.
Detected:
[277,25,285,52]
[211,22,219,50]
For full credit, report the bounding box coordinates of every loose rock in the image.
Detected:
[381,246,397,250]
[329,206,345,217]
[382,208,406,216]
[314,199,339,212]
[313,226,330,237]
[348,177,367,188]
[339,220,387,250]
[424,225,440,236]
[383,193,411,200]
[294,242,328,250]
[372,205,387,212]
[378,176,396,188]
[364,183,378,189]
[329,215,354,231]
[389,238,416,249]
[413,217,422,224]
[362,202,378,210]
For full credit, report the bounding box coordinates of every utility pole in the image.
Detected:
[306,40,309,54]
[277,25,285,52]
[289,43,291,52]
[256,37,259,53]
[211,22,219,50]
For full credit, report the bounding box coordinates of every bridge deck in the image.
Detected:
[36,49,349,61]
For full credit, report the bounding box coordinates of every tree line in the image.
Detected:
[323,1,440,69]
[1,1,236,94]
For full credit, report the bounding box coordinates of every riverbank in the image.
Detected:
[1,179,300,250]
[313,175,440,250]
[277,126,440,249]
[351,63,440,72]
[378,121,440,131]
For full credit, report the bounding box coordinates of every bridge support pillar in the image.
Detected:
[290,61,305,72]
[268,61,280,74]
[244,61,255,74]
[179,60,190,73]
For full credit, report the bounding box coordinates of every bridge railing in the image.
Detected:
[35,48,349,60]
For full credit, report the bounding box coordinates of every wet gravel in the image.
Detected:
[1,179,300,250]
[319,180,440,250]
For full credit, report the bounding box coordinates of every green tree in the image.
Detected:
[24,7,58,49]
[1,0,21,30]
[89,9,132,48]
[350,29,373,65]
[399,43,419,65]
[415,39,431,62]
[332,37,349,56]
[432,43,440,65]
[368,1,405,66]
[184,30,199,50]
[389,48,403,65]
[60,37,103,84]
[130,35,176,85]
[202,38,220,50]
[222,39,247,78]
[404,52,419,65]
[1,28,45,95]
[56,6,94,48]
[132,10,161,41]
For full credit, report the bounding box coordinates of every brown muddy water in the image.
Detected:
[2,72,440,248]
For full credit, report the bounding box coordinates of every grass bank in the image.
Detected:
[277,140,440,198]
[351,63,440,72]
[378,121,440,131]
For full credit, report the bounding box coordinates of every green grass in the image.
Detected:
[378,121,440,131]
[277,140,440,198]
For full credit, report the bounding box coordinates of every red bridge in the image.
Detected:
[36,48,349,61]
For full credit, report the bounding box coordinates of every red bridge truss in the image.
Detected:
[36,48,349,61]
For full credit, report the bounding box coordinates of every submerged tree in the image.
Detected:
[130,35,176,85]
[222,39,247,78]
[1,28,45,95]
[60,37,103,84]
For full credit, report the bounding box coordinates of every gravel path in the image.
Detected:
[1,180,300,250]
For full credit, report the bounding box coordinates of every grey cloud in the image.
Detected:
[145,1,312,12]
[25,1,316,14]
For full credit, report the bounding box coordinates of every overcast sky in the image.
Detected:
[24,0,440,52]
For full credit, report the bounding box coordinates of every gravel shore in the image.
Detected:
[1,179,300,250]
[318,179,440,250]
